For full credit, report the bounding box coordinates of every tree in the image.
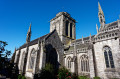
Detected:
[0,41,12,76]
[0,41,8,58]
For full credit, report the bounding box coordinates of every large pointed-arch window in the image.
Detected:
[29,49,36,70]
[20,51,25,71]
[67,57,72,69]
[80,55,89,72]
[103,46,115,68]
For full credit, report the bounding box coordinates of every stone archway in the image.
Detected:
[45,44,59,70]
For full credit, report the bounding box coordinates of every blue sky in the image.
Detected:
[0,0,120,57]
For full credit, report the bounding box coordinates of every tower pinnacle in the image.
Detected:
[26,23,31,43]
[98,2,105,30]
[98,2,104,16]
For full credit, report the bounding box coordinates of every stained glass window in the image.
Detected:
[21,51,25,71]
[103,46,115,68]
[67,57,71,69]
[80,55,89,72]
[29,49,36,70]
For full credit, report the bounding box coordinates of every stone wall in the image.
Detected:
[45,30,64,66]
[94,38,120,79]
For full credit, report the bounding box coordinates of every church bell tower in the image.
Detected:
[50,12,76,45]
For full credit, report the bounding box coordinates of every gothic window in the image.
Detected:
[29,49,36,70]
[103,46,115,68]
[65,21,69,36]
[67,57,72,69]
[70,23,72,38]
[80,55,89,72]
[21,51,25,71]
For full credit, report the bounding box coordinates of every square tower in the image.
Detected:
[50,12,76,45]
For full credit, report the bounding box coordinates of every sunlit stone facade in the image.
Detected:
[13,2,120,79]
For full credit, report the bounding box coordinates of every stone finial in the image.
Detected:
[118,18,120,28]
[96,24,99,33]
[73,40,77,56]
[38,38,40,50]
[82,36,84,44]
[98,2,105,29]
[98,2,104,15]
[26,23,31,43]
[89,33,92,42]
[28,23,31,32]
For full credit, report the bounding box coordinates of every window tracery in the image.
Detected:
[80,55,89,72]
[67,56,72,69]
[21,51,25,71]
[103,46,115,68]
[29,49,36,70]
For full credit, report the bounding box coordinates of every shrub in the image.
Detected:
[22,76,26,79]
[18,74,26,79]
[93,77,100,79]
[38,63,55,79]
[71,73,78,79]
[57,67,72,79]
[18,74,22,79]
[78,76,90,79]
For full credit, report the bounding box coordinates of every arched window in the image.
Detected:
[21,51,25,71]
[65,21,69,36]
[80,55,89,72]
[103,46,115,68]
[67,57,72,69]
[29,49,36,70]
[70,23,72,38]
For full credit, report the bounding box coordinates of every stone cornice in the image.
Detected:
[50,12,76,22]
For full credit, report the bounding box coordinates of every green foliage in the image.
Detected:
[44,63,54,73]
[18,74,22,79]
[0,41,11,70]
[57,67,72,79]
[38,63,55,79]
[0,41,19,79]
[71,73,78,79]
[93,77,100,79]
[22,76,26,79]
[0,41,8,54]
[78,76,90,79]
[18,74,26,79]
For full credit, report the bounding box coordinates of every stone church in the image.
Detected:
[13,2,120,79]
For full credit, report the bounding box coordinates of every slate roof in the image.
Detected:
[17,33,49,50]
[105,21,118,28]
[76,35,95,42]
[17,29,57,50]
[65,35,95,52]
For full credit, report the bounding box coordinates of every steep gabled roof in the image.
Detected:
[17,29,57,50]
[17,34,48,50]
